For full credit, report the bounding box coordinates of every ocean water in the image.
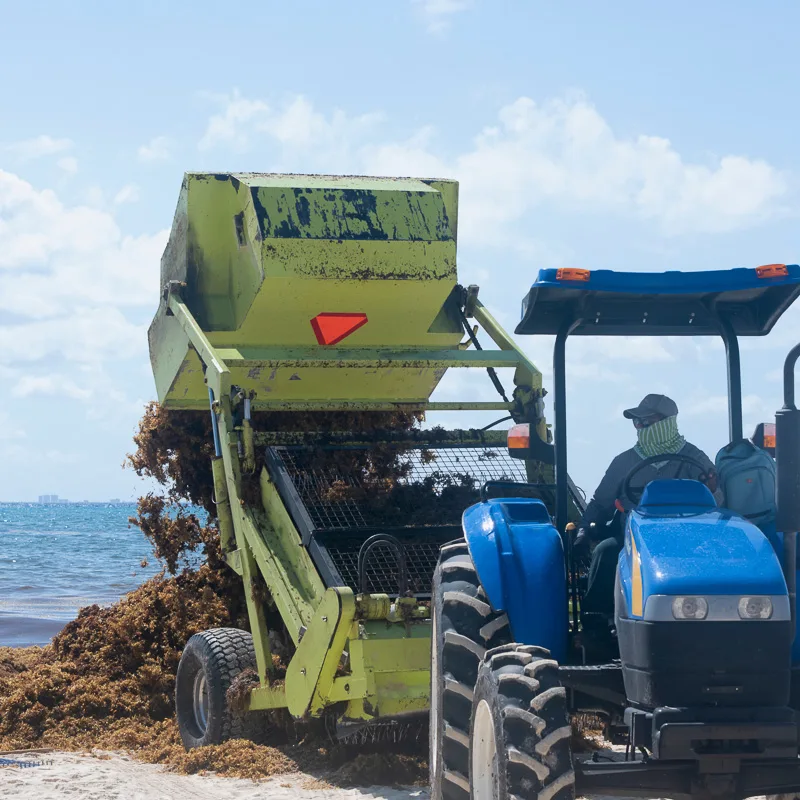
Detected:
[0,503,169,647]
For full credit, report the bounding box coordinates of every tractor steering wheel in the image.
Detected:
[620,453,711,508]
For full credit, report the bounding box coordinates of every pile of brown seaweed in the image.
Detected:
[0,403,430,786]
[0,547,247,746]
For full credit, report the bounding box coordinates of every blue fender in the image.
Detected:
[462,497,568,662]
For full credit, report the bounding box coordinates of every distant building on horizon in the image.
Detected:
[109,498,121,504]
[38,495,69,504]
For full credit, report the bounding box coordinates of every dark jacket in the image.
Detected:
[580,441,716,536]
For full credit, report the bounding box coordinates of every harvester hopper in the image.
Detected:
[149,173,472,410]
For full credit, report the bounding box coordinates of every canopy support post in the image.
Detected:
[719,316,744,442]
[553,320,580,535]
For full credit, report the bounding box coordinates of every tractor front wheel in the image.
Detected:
[470,644,575,800]
[175,627,264,749]
[430,540,512,800]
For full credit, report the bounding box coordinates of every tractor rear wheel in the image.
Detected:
[471,644,575,800]
[175,627,266,749]
[430,540,512,800]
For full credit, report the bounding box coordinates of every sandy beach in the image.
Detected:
[1,750,779,800]
[0,751,428,800]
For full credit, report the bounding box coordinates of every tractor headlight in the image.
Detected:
[738,596,773,620]
[671,596,709,620]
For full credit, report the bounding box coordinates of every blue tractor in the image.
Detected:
[429,264,800,800]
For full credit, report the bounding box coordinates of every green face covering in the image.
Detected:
[634,414,686,460]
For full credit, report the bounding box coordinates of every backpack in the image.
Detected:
[715,439,777,527]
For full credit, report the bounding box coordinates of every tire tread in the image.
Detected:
[430,539,512,800]
[472,645,575,800]
[176,627,267,748]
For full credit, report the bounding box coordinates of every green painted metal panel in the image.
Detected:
[285,588,355,718]
[341,632,431,721]
[248,684,288,711]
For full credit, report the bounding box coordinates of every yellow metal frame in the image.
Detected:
[162,280,546,722]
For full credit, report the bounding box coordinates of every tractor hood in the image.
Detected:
[617,481,793,710]
[630,509,786,598]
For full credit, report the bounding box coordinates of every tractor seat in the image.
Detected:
[637,478,717,515]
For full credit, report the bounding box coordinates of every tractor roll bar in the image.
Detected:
[777,342,800,636]
[550,312,747,538]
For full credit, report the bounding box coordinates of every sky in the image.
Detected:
[2,0,800,502]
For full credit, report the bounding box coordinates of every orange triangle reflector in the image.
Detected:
[310,312,368,346]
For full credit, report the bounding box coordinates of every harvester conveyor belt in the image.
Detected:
[266,440,585,596]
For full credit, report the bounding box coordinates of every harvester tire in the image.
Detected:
[176,627,265,749]
[470,644,575,800]
[430,540,512,800]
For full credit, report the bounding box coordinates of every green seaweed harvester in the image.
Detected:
[147,172,574,748]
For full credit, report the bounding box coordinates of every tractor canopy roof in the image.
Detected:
[516,264,800,337]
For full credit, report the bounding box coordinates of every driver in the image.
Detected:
[575,394,717,615]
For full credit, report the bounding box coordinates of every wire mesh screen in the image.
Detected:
[319,533,454,595]
[272,445,529,531]
[271,444,531,595]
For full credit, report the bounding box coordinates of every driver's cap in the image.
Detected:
[623,393,678,420]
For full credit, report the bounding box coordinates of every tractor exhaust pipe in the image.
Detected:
[776,342,800,637]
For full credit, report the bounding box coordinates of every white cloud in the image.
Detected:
[197,91,383,161]
[361,126,445,176]
[4,135,73,161]
[85,186,106,208]
[367,96,787,239]
[198,92,271,152]
[0,307,147,366]
[0,94,794,500]
[412,0,471,33]
[57,156,78,175]
[0,171,117,269]
[0,168,173,484]
[137,136,172,163]
[0,170,167,316]
[0,192,160,485]
[114,184,140,205]
[210,92,785,240]
[12,375,92,400]
[0,165,167,441]
[566,361,631,382]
